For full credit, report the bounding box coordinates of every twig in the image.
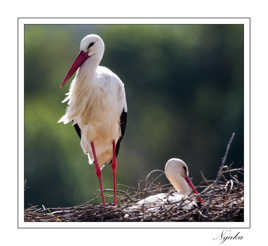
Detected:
[200,170,209,184]
[103,188,135,202]
[222,168,244,174]
[145,169,164,188]
[206,132,236,213]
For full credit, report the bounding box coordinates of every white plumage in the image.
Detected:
[59,34,127,206]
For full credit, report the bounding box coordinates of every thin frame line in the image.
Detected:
[17,17,20,229]
[21,226,250,229]
[18,17,251,19]
[248,17,251,229]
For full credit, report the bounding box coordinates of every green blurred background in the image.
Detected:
[24,24,244,208]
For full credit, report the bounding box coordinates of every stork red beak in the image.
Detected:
[185,176,203,204]
[60,51,89,88]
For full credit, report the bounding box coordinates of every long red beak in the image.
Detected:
[60,51,89,88]
[185,176,203,204]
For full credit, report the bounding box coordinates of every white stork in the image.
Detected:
[58,34,127,206]
[126,158,202,211]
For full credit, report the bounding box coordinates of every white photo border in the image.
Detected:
[18,17,250,229]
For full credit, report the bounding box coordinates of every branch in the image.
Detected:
[206,132,236,213]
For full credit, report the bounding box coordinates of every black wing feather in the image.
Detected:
[73,122,81,139]
[115,110,127,156]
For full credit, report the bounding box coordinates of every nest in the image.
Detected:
[25,133,243,222]
[24,165,244,222]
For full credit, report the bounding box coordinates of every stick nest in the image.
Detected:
[24,165,244,222]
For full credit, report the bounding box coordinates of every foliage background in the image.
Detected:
[24,24,244,207]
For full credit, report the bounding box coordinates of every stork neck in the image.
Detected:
[77,56,101,87]
[167,175,193,195]
[84,55,100,72]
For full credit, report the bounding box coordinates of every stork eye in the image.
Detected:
[88,42,95,49]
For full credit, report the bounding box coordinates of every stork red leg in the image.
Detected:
[90,141,106,206]
[112,140,117,206]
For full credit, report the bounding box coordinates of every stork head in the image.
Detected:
[80,34,105,60]
[60,34,105,88]
[165,158,203,203]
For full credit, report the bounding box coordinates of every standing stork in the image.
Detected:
[58,34,127,206]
